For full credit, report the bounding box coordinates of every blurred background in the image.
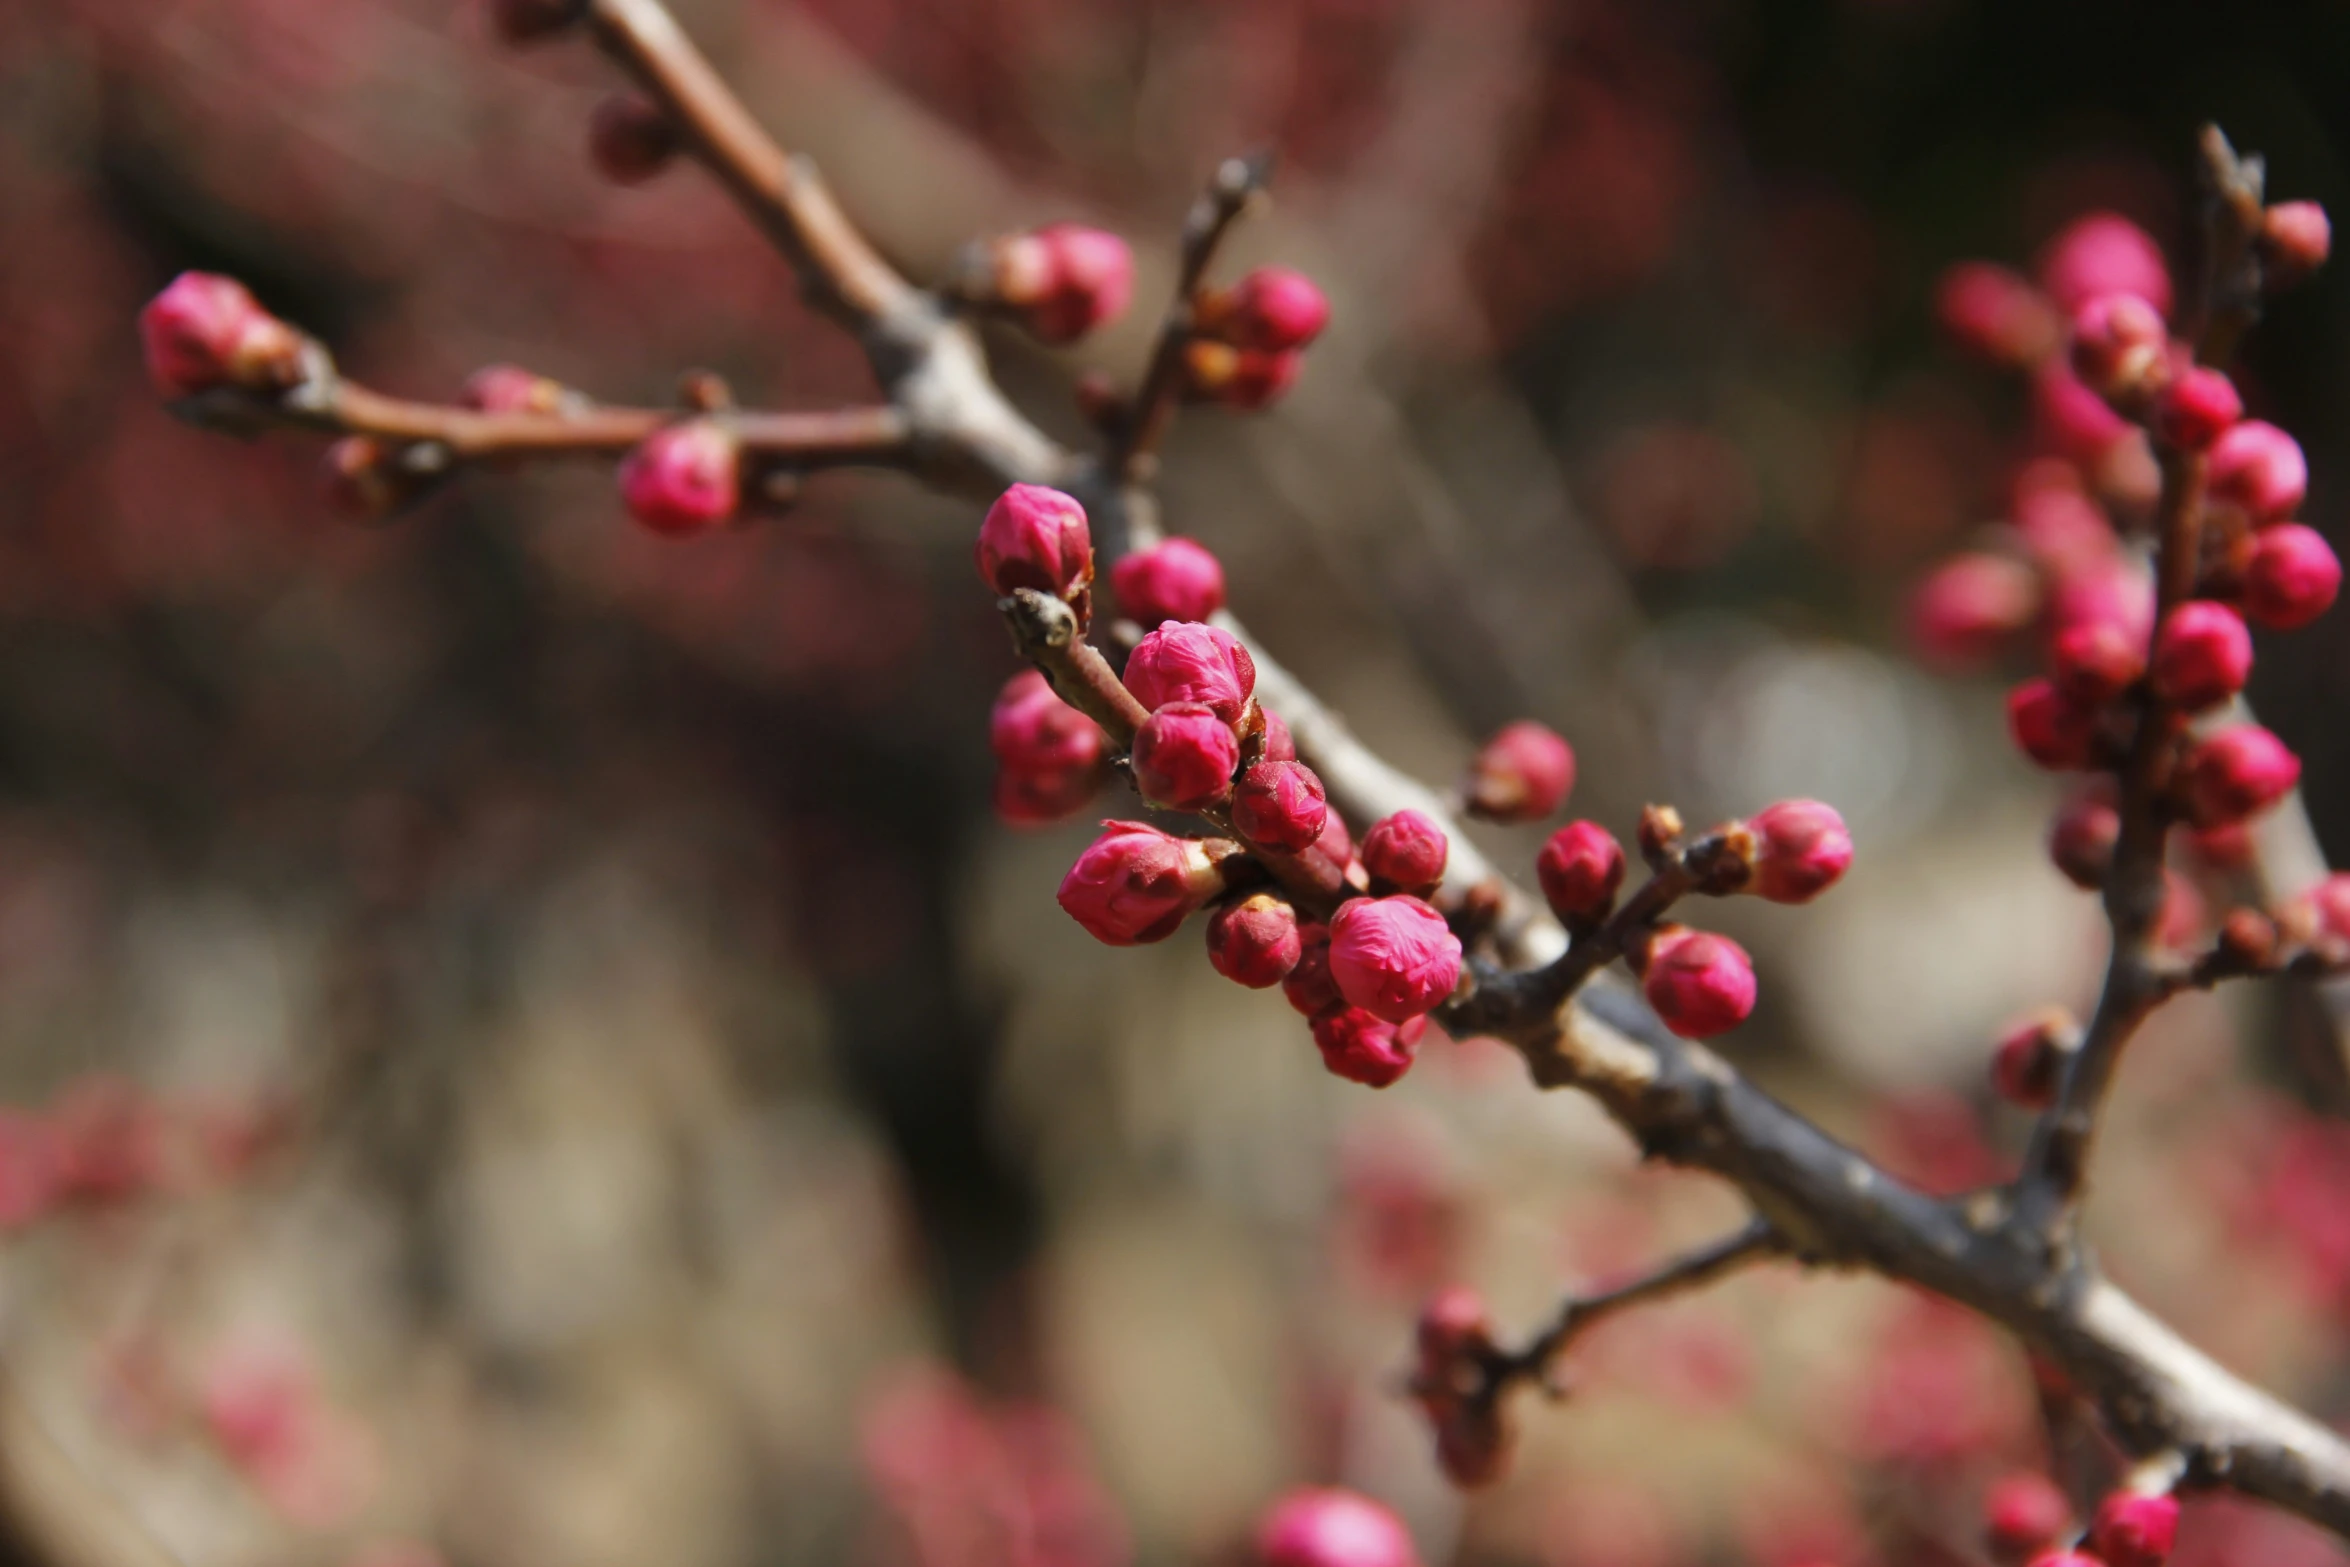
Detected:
[5,1,2350,1565]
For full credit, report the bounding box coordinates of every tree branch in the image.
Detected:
[1490,1217,1779,1392]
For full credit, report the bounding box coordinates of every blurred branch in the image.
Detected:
[1491,1217,1778,1392]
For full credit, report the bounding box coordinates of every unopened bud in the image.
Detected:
[2182,725,2302,827]
[1638,926,1757,1040]
[1361,811,1449,896]
[138,273,304,399]
[619,419,739,535]
[1309,1007,1425,1088]
[1256,1489,1423,1567]
[1282,922,1342,1017]
[1746,800,1851,904]
[2260,201,2332,290]
[2047,789,2119,890]
[2089,1492,2179,1567]
[1056,821,1225,946]
[1990,1011,2075,1109]
[1910,554,2041,669]
[1934,263,2060,368]
[1536,821,1626,924]
[976,483,1093,601]
[1125,621,1256,725]
[2007,678,2100,771]
[2037,212,2173,317]
[1983,1471,2072,1559]
[2150,600,2253,711]
[1198,268,1331,353]
[1110,537,1226,628]
[2207,419,2308,522]
[1328,896,1462,1024]
[2244,523,2341,630]
[2152,367,2242,451]
[1131,701,1241,811]
[1462,722,1574,822]
[2069,293,2168,405]
[1207,894,1303,989]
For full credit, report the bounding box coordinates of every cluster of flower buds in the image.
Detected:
[1406,1287,1511,1486]
[1983,1478,2178,1567]
[967,224,1136,344]
[138,272,307,400]
[1182,267,1331,409]
[1255,1487,1422,1567]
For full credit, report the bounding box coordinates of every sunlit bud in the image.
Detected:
[998,225,1135,343]
[1910,554,2041,669]
[138,272,304,398]
[1056,821,1225,945]
[1934,262,2060,367]
[1747,799,1852,904]
[1361,811,1449,896]
[976,484,1093,600]
[1282,922,1342,1017]
[2150,601,2253,710]
[1132,701,1242,811]
[1536,821,1626,924]
[1464,721,1574,822]
[1111,537,1226,627]
[1309,1007,1427,1089]
[2037,211,2173,317]
[619,420,739,535]
[1125,621,1257,725]
[1990,1011,2074,1110]
[1328,896,1462,1024]
[1201,268,1332,353]
[2047,789,2119,890]
[1207,894,1303,989]
[2090,1492,2180,1567]
[2182,725,2302,827]
[1232,760,1328,852]
[2207,419,2308,522]
[2151,367,2241,451]
[588,95,679,184]
[1256,1489,1423,1567]
[2006,678,2100,771]
[2260,201,2332,289]
[2244,523,2341,629]
[1638,926,1757,1040]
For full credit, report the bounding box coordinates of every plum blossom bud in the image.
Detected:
[463,364,565,414]
[990,671,1103,824]
[1747,800,1852,904]
[1056,821,1224,945]
[1328,897,1462,1024]
[2033,362,2134,462]
[2150,601,2253,710]
[2068,293,2168,402]
[2047,790,2119,889]
[2037,212,2173,317]
[1181,340,1302,409]
[1315,808,1354,868]
[1259,710,1296,763]
[2048,615,2145,704]
[1126,621,1256,725]
[1207,895,1302,989]
[2184,819,2254,870]
[1464,721,1575,822]
[2283,873,2350,950]
[620,420,739,535]
[1256,1488,1422,1567]
[138,273,304,398]
[1361,812,1448,896]
[1132,702,1241,811]
[1910,554,2041,669]
[2013,478,2116,570]
[1232,760,1328,852]
[2090,1492,2179,1567]
[1990,1012,2074,1109]
[1984,1471,2071,1558]
[2048,558,2154,654]
[2182,725,2302,827]
[976,484,1093,601]
[2261,201,2332,288]
[1537,821,1626,923]
[588,95,679,184]
[2151,367,2242,451]
[2244,523,2342,629]
[994,225,1135,343]
[1310,1007,1427,1089]
[2007,678,2099,771]
[321,438,435,520]
[1411,1288,1510,1487]
[1111,538,1226,627]
[487,0,584,42]
[2207,419,2307,522]
[1283,923,1342,1016]
[1639,927,1757,1039]
[1205,268,1332,353]
[1933,262,2060,367]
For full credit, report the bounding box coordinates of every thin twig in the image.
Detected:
[1493,1217,1778,1392]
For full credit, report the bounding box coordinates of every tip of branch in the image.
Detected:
[1214,151,1276,208]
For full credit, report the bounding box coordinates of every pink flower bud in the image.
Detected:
[1257,1488,1422,1567]
[2069,292,2168,401]
[1909,554,2041,669]
[138,272,303,398]
[1125,621,1257,724]
[2048,616,2145,704]
[1111,538,1226,627]
[2286,872,2350,948]
[2182,725,2302,827]
[1990,1013,2072,1109]
[1259,709,1296,763]
[1464,721,1574,822]
[1328,896,1462,1023]
[2025,1552,2102,1567]
[2150,600,2253,710]
[1182,340,1303,408]
[2032,362,2132,462]
[2037,212,2173,317]
[463,364,564,414]
[1013,225,1135,343]
[1537,821,1626,922]
[989,671,1103,824]
[1056,821,1222,945]
[486,0,583,42]
[2090,1492,2179,1567]
[2012,478,2115,572]
[1933,262,2060,367]
[1747,799,1852,904]
[2208,419,2307,522]
[1231,760,1328,851]
[619,420,739,535]
[1315,808,1354,867]
[1132,701,1242,810]
[1217,268,1332,353]
[1361,811,1448,895]
[1983,1471,2072,1557]
[2151,367,2241,451]
[994,769,1102,826]
[2261,201,2332,288]
[1410,1287,1511,1486]
[2244,523,2341,629]
[2006,678,2099,771]
[1640,927,1757,1039]
[1207,894,1302,988]
[2183,819,2254,870]
[1309,1007,1427,1089]
[1283,922,1342,1016]
[588,94,679,184]
[976,484,1093,600]
[2047,790,2119,890]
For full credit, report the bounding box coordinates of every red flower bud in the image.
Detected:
[463,364,565,414]
[2047,789,2119,890]
[1256,1488,1422,1567]
[2033,362,2133,462]
[2025,1553,2102,1567]
[1207,894,1302,989]
[1747,799,1852,904]
[1259,709,1297,763]
[1309,1007,1427,1089]
[2207,419,2307,522]
[138,272,304,398]
[1361,811,1448,895]
[1315,808,1354,868]
[486,0,584,42]
[1464,721,1575,822]
[1536,821,1626,923]
[2183,819,2254,870]
[620,420,739,535]
[2006,678,2100,771]
[2037,212,2173,317]
[1910,554,2041,669]
[989,671,1103,824]
[1056,821,1223,945]
[1933,262,2060,368]
[1232,760,1328,851]
[1990,1013,2073,1109]
[1125,621,1257,725]
[1640,927,1757,1039]
[1283,923,1342,1016]
[2013,478,2116,572]
[2182,725,2302,827]
[2261,200,2332,289]
[1328,896,1462,1023]
[1111,537,1226,627]
[2152,367,2242,451]
[1002,224,1135,343]
[976,484,1093,600]
[2285,872,2350,948]
[2069,292,2168,402]
[1132,701,1242,810]
[1410,1287,1511,1486]
[2150,600,2253,710]
[2244,523,2341,629]
[1983,1471,2072,1557]
[1182,340,1302,408]
[2090,1492,2179,1567]
[588,94,679,184]
[1213,268,1331,353]
[2048,616,2146,704]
